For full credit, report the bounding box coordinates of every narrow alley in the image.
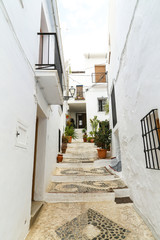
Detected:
[26,130,154,240]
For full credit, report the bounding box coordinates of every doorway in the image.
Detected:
[31,105,47,201]
[76,113,86,128]
[32,118,39,200]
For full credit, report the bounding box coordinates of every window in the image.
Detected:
[98,98,107,112]
[141,109,160,170]
[111,85,117,127]
[95,65,106,83]
[76,85,84,99]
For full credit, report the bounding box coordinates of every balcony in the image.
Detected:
[35,33,63,105]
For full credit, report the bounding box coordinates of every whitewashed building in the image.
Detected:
[0,0,67,239]
[68,53,109,133]
[108,0,160,239]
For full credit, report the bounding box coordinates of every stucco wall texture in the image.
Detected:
[108,0,160,239]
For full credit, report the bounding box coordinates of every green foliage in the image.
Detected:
[89,131,94,137]
[95,120,112,149]
[65,126,77,139]
[90,116,100,136]
[62,134,68,143]
[82,128,87,134]
[87,137,92,142]
[83,133,87,139]
[104,99,109,114]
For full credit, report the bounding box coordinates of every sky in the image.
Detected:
[57,0,109,70]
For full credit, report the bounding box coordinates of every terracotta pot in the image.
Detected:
[62,148,66,153]
[97,149,107,159]
[62,143,67,148]
[57,154,63,163]
[90,138,94,143]
[67,136,72,143]
[83,138,87,142]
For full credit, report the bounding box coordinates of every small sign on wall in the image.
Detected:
[15,120,28,149]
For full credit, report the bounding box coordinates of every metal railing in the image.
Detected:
[141,109,160,170]
[91,72,107,83]
[35,32,63,92]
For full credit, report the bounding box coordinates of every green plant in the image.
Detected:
[95,120,111,149]
[104,99,109,114]
[87,137,92,142]
[90,116,100,135]
[89,131,94,138]
[82,128,87,134]
[62,134,68,143]
[65,126,77,139]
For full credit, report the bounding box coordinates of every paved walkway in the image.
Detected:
[26,130,155,240]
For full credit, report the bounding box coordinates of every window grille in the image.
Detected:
[111,85,117,127]
[141,109,160,170]
[98,98,107,112]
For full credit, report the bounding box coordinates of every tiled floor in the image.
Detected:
[26,202,155,240]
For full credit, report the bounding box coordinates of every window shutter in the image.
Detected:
[95,65,106,83]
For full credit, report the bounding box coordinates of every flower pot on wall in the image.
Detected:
[57,154,63,163]
[97,149,107,159]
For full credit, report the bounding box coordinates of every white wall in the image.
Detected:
[86,85,109,133]
[68,55,108,131]
[108,0,160,238]
[0,0,66,239]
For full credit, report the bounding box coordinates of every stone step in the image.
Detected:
[51,175,118,182]
[48,180,127,193]
[30,201,44,228]
[44,192,115,203]
[56,162,95,168]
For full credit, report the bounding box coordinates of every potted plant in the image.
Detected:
[90,116,100,136]
[87,137,92,142]
[61,135,68,153]
[57,154,63,163]
[89,131,94,143]
[95,120,112,159]
[82,128,87,142]
[65,126,77,143]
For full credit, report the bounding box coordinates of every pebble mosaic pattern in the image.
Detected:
[48,180,126,193]
[55,208,130,240]
[55,167,111,176]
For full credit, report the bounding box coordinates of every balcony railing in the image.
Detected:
[35,33,63,92]
[91,72,107,83]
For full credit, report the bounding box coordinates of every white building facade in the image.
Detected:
[68,53,109,133]
[0,1,67,239]
[108,0,160,239]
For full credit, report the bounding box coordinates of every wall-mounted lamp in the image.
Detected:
[64,86,75,100]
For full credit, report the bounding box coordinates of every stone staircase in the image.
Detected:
[44,140,130,203]
[72,128,83,143]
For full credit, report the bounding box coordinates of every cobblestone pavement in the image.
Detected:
[48,179,127,193]
[53,167,111,176]
[26,202,155,240]
[26,133,155,240]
